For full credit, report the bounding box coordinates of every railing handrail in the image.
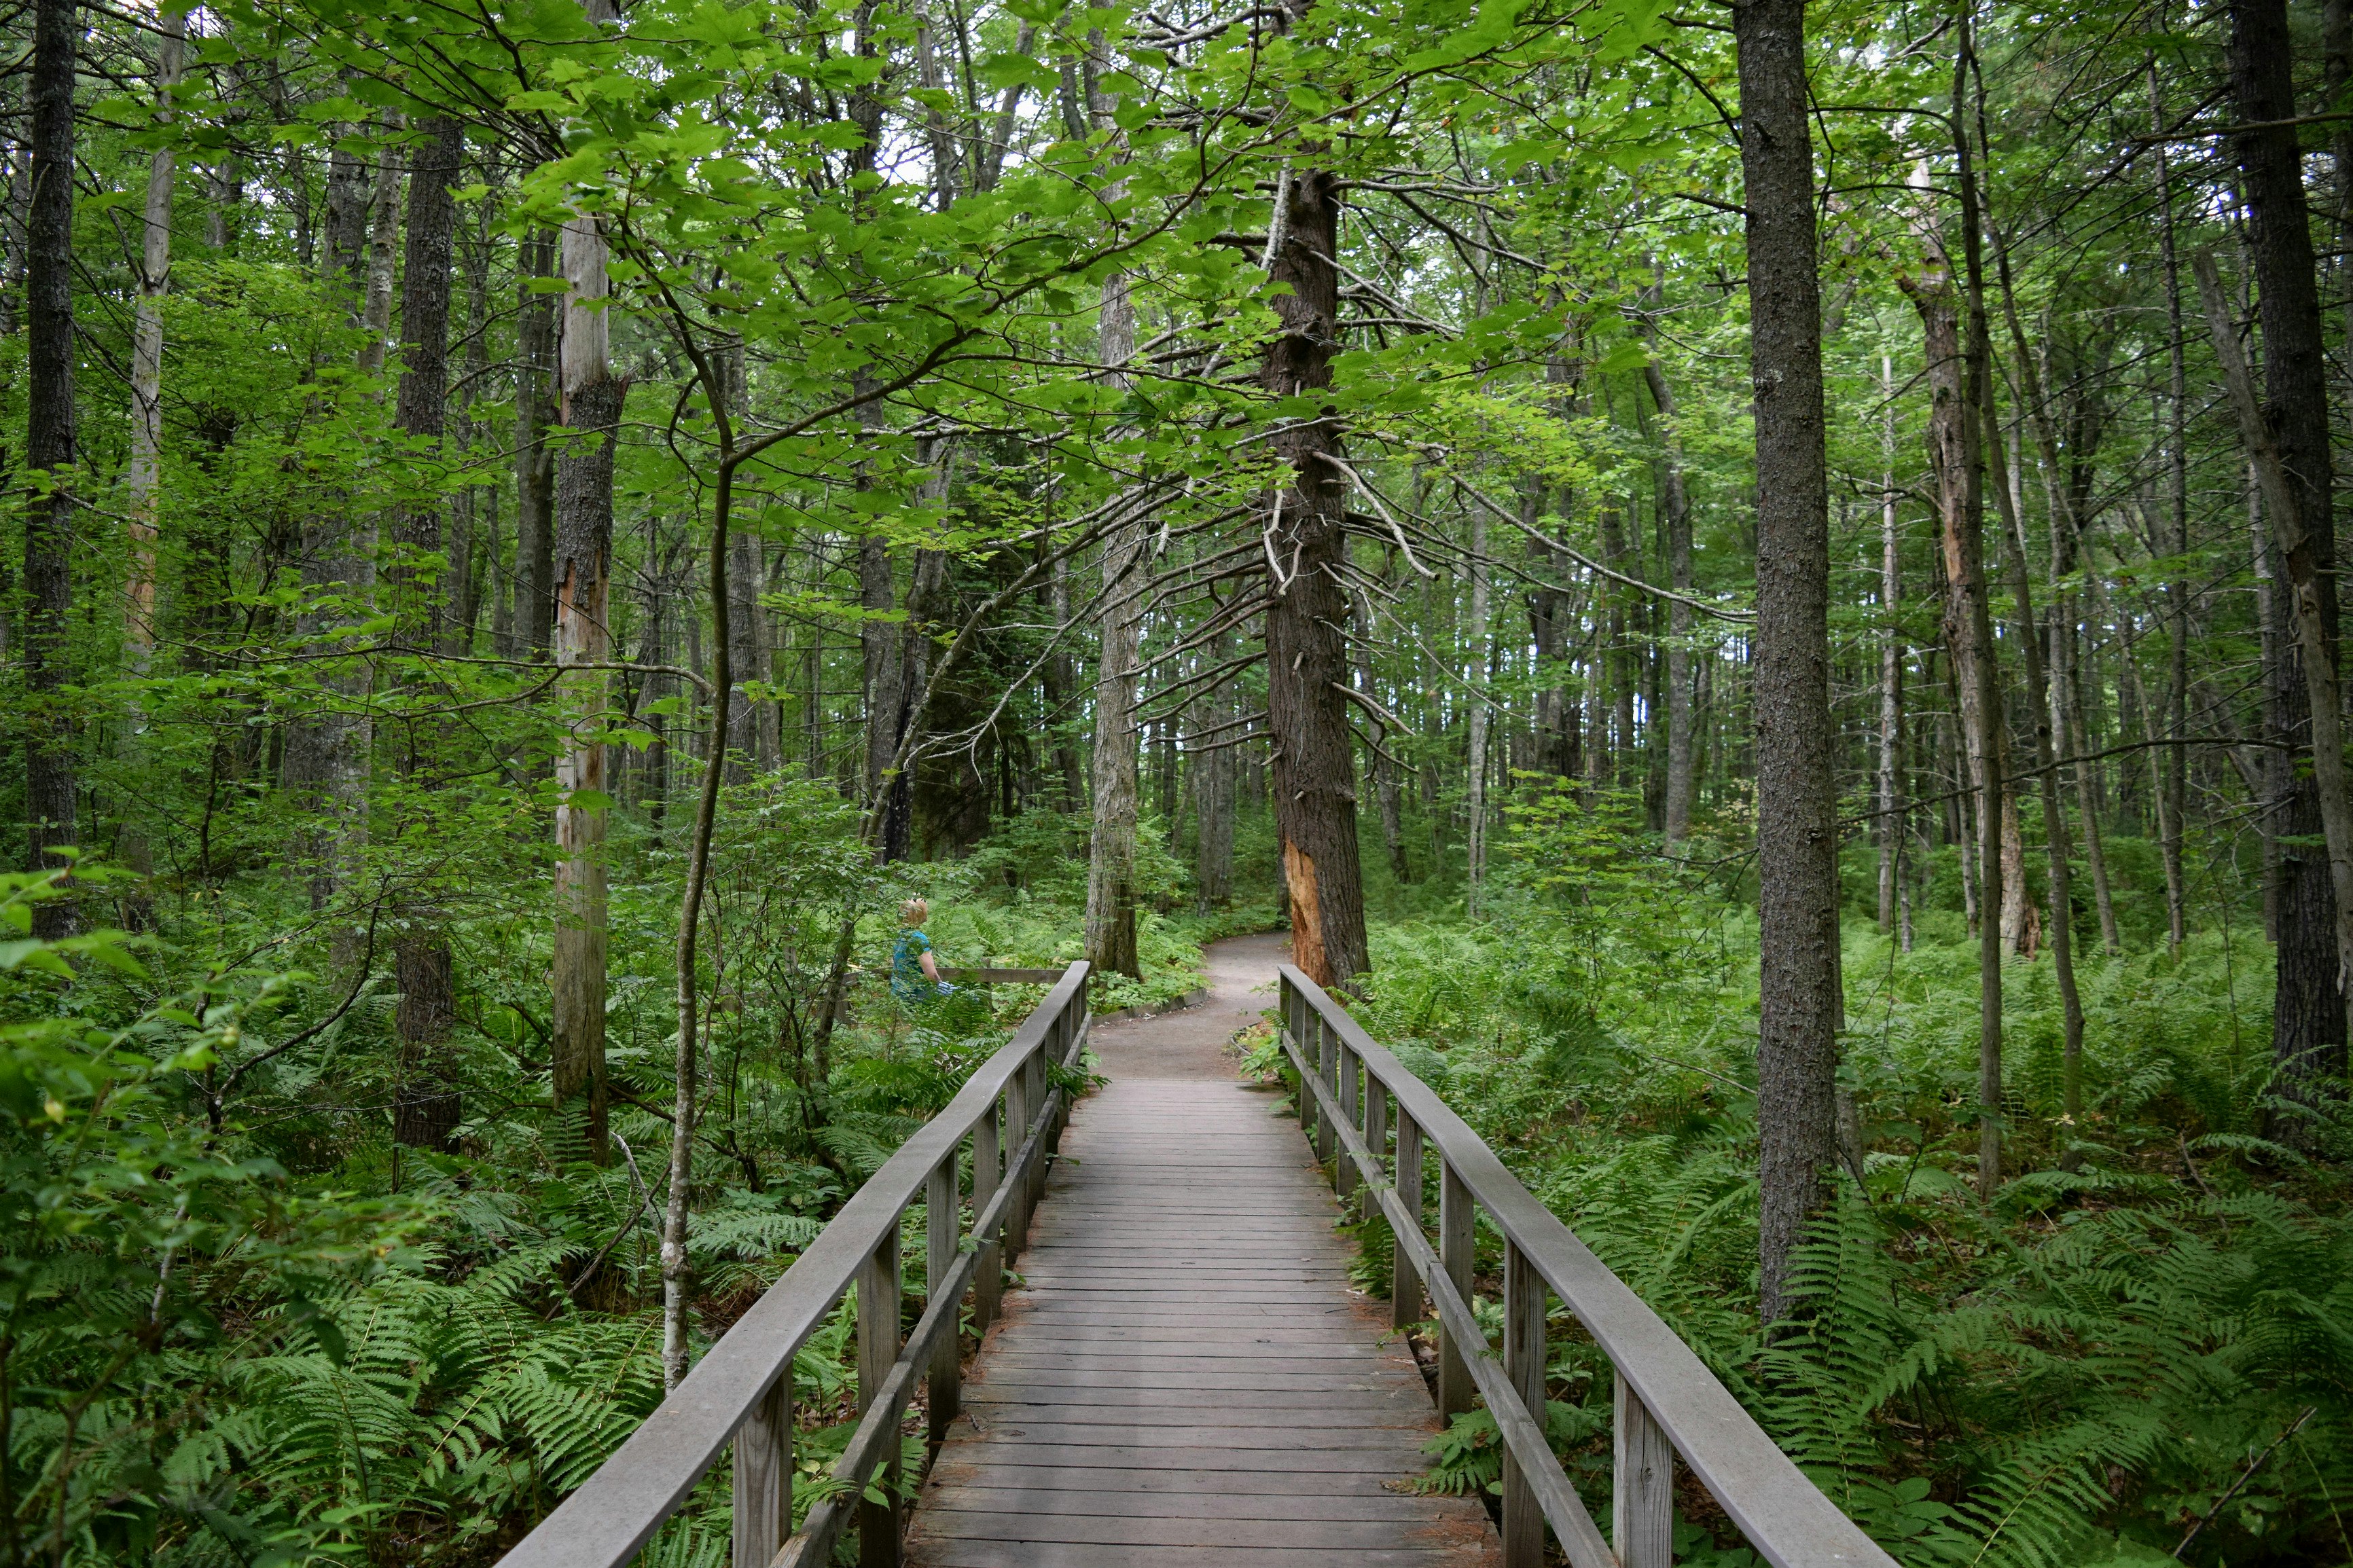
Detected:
[497,962,1093,1568]
[1280,963,1894,1568]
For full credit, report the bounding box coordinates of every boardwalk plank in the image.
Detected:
[905,936,1498,1568]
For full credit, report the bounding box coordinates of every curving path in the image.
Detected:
[905,933,1502,1568]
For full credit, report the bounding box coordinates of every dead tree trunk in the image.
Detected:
[552,122,624,1161]
[1260,143,1369,991]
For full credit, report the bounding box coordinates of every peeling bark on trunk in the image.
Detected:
[1260,143,1369,992]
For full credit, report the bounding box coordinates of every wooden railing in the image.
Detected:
[1278,964,1897,1568]
[497,962,1093,1568]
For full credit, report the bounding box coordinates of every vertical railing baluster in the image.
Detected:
[1500,1241,1547,1568]
[1391,1109,1422,1329]
[973,1090,1002,1328]
[1313,1013,1335,1165]
[1289,981,1313,1133]
[1614,1372,1676,1568]
[1363,1076,1388,1226]
[857,1220,902,1568]
[1335,1043,1360,1203]
[926,1151,960,1442]
[1005,1053,1035,1260]
[1022,1044,1048,1207]
[1437,1156,1475,1415]
[730,1371,791,1568]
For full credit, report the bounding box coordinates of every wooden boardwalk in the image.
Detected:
[908,936,1501,1568]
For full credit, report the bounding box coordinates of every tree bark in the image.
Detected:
[2194,249,2353,1130]
[2149,65,2191,960]
[552,170,624,1162]
[515,228,558,658]
[1195,632,1236,911]
[1261,143,1370,991]
[2226,0,2347,1115]
[21,0,77,937]
[1736,0,1840,1325]
[1644,350,1698,845]
[1465,496,1492,912]
[124,11,185,666]
[1877,356,1903,934]
[387,117,465,1152]
[1086,273,1143,979]
[1903,111,2006,1198]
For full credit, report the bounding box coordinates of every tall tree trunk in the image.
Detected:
[1645,350,1698,845]
[1981,348,2086,1170]
[124,10,184,666]
[515,229,558,658]
[1261,139,1369,991]
[22,0,77,936]
[1736,0,1840,1325]
[2227,0,2349,1120]
[1085,274,1143,979]
[1878,355,1903,934]
[389,117,464,1152]
[1195,633,1236,912]
[1047,551,1084,805]
[1901,98,2004,1200]
[1465,498,1492,913]
[2147,68,2192,960]
[552,130,623,1162]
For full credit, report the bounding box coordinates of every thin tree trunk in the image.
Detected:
[1878,355,1903,934]
[2194,250,2353,1126]
[1195,631,1235,911]
[515,229,558,657]
[1737,0,1840,1326]
[2151,63,2191,959]
[388,117,465,1153]
[1902,55,2006,1197]
[553,137,624,1163]
[124,10,185,665]
[1645,349,1698,845]
[22,0,77,936]
[1085,273,1143,979]
[2225,0,2349,1121]
[1465,500,1491,913]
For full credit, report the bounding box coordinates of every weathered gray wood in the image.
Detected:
[1280,964,1899,1568]
[1005,1067,1035,1260]
[1363,1076,1388,1226]
[941,967,1066,983]
[927,1463,1421,1496]
[918,1510,1483,1550]
[496,962,1091,1568]
[927,1153,961,1442]
[859,1223,903,1568]
[1615,1371,1676,1568]
[1335,1044,1360,1203]
[1500,1242,1547,1568]
[1436,1156,1474,1416]
[973,1096,1002,1328]
[1393,1110,1424,1329]
[914,1543,1475,1568]
[923,1486,1456,1521]
[730,1372,790,1568]
[1313,1015,1335,1164]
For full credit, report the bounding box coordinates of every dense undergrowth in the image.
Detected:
[1323,790,2353,1568]
[0,782,1202,1568]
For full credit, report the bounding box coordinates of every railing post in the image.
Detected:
[1335,1043,1360,1203]
[1363,1075,1387,1226]
[1299,983,1317,1128]
[1022,1044,1049,1205]
[1313,1014,1335,1165]
[1005,1055,1034,1260]
[1614,1372,1676,1568]
[857,1220,902,1568]
[731,1370,791,1568]
[1501,1241,1547,1568]
[1437,1155,1475,1415]
[972,1091,1002,1328]
[1391,1109,1423,1329]
[926,1151,960,1442]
